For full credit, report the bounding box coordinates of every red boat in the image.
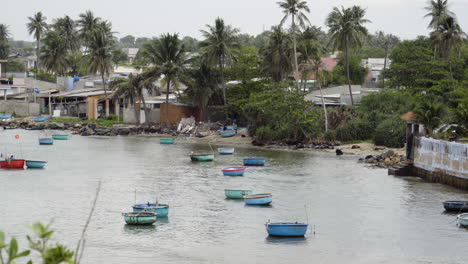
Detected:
[0,159,25,169]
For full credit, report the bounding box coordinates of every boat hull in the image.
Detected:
[218,148,235,155]
[244,194,272,205]
[0,159,25,169]
[220,130,236,137]
[160,138,175,144]
[133,203,170,217]
[443,201,468,212]
[222,166,246,176]
[190,154,215,162]
[52,135,69,140]
[123,212,157,225]
[26,160,47,169]
[0,114,12,119]
[39,138,53,145]
[266,223,308,237]
[224,189,252,199]
[243,158,266,166]
[33,116,51,122]
[458,213,468,227]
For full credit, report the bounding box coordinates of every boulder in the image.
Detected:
[87,123,97,130]
[95,128,110,136]
[336,149,343,155]
[382,149,395,157]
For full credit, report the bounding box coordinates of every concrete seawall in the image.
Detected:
[412,137,468,190]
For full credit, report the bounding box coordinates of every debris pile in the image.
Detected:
[358,149,407,168]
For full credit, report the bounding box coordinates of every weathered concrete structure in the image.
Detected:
[0,101,40,116]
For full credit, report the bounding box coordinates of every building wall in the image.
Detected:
[0,101,40,116]
[123,105,160,124]
[160,103,198,125]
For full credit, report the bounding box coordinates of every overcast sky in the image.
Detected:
[2,0,468,41]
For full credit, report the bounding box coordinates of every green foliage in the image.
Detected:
[259,26,293,82]
[358,46,385,58]
[225,45,261,82]
[332,54,368,85]
[413,99,447,135]
[373,116,406,147]
[255,126,276,144]
[335,118,373,142]
[359,90,414,115]
[5,60,26,72]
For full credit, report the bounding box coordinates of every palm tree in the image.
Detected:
[260,26,293,82]
[27,12,48,70]
[413,100,446,135]
[326,6,370,105]
[141,33,188,127]
[40,31,68,75]
[77,10,101,48]
[53,15,79,52]
[311,56,329,132]
[297,27,325,91]
[0,24,11,60]
[424,0,455,29]
[185,60,218,119]
[430,16,466,89]
[277,0,311,89]
[88,23,115,116]
[200,18,240,105]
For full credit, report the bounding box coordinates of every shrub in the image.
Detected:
[373,116,406,148]
[324,130,337,142]
[335,118,373,142]
[255,126,276,144]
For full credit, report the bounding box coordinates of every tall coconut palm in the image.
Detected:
[424,0,455,29]
[40,31,68,75]
[77,10,101,48]
[141,33,188,127]
[260,26,293,82]
[0,24,11,60]
[277,0,311,89]
[53,15,79,52]
[430,16,466,89]
[88,23,115,116]
[326,6,370,105]
[27,12,48,70]
[297,27,325,91]
[185,60,218,120]
[200,18,240,105]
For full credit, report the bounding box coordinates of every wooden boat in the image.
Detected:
[33,116,51,122]
[265,222,308,237]
[52,134,69,140]
[0,159,25,169]
[220,130,236,138]
[25,160,47,169]
[243,157,266,166]
[122,212,157,225]
[160,138,175,144]
[0,114,12,119]
[217,148,235,155]
[224,189,252,199]
[443,201,468,212]
[244,193,272,205]
[133,203,170,217]
[190,153,215,162]
[222,166,246,176]
[39,138,53,145]
[458,213,468,227]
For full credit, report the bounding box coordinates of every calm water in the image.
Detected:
[0,130,467,264]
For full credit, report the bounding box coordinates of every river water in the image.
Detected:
[0,130,467,264]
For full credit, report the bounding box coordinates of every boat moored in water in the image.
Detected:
[222,166,246,176]
[33,116,51,122]
[0,159,25,169]
[122,212,157,225]
[265,222,308,237]
[132,203,170,217]
[160,138,175,144]
[220,130,236,138]
[243,157,266,166]
[217,148,235,155]
[25,160,47,169]
[224,189,252,199]
[39,138,53,145]
[457,213,468,227]
[443,201,468,212]
[190,153,215,162]
[52,134,69,140]
[244,193,272,205]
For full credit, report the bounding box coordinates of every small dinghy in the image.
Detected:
[265,222,309,237]
[243,157,266,166]
[0,159,25,169]
[160,138,175,144]
[26,160,47,169]
[122,212,157,225]
[443,201,468,212]
[39,138,53,145]
[218,148,235,155]
[244,193,272,205]
[224,189,252,199]
[190,153,215,162]
[33,116,51,122]
[220,130,235,138]
[457,213,468,227]
[52,134,69,140]
[222,166,246,176]
[133,203,170,217]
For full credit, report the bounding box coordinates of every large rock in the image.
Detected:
[87,123,97,130]
[47,122,65,129]
[117,127,130,135]
[382,149,395,157]
[95,128,110,136]
[80,128,94,136]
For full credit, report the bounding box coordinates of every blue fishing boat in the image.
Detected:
[443,201,468,212]
[217,148,235,155]
[160,138,175,144]
[52,134,69,140]
[218,126,234,135]
[39,138,53,145]
[265,222,308,237]
[222,166,246,176]
[0,114,12,119]
[225,189,252,199]
[190,153,215,162]
[25,160,47,169]
[33,115,51,122]
[244,193,272,205]
[243,157,266,166]
[458,213,468,227]
[220,130,236,138]
[133,203,170,217]
[122,212,157,225]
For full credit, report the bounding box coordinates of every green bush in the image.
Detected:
[255,126,276,144]
[335,119,373,142]
[373,116,406,148]
[324,130,337,142]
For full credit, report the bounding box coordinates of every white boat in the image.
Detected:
[457,213,468,227]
